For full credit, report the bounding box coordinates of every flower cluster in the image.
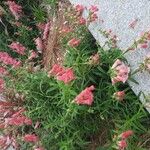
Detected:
[111,59,130,84]
[89,5,99,22]
[128,30,150,51]
[6,1,23,20]
[117,130,133,149]
[49,64,75,84]
[68,38,81,47]
[74,85,95,105]
[0,52,21,68]
[8,42,26,55]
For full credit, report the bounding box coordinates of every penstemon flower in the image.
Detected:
[57,68,75,84]
[68,38,81,47]
[120,130,133,139]
[74,85,95,105]
[89,5,99,13]
[23,134,39,143]
[6,1,23,20]
[117,140,127,150]
[8,42,26,55]
[111,59,130,84]
[75,4,84,14]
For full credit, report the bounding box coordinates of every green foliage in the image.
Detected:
[1,0,149,149]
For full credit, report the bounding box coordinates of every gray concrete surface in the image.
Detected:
[70,0,150,112]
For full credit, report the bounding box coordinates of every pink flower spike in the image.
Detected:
[48,64,65,76]
[6,1,23,20]
[120,130,133,139]
[57,68,75,84]
[111,59,130,84]
[8,42,26,55]
[68,38,81,47]
[24,118,32,125]
[117,140,127,150]
[5,117,25,126]
[0,67,8,76]
[140,43,148,49]
[89,5,99,13]
[28,51,38,60]
[23,134,39,143]
[74,85,95,105]
[90,13,98,22]
[75,4,84,13]
[79,17,86,25]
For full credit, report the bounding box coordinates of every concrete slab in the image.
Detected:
[70,0,150,112]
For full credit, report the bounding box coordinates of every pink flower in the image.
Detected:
[113,91,125,101]
[57,68,75,84]
[79,17,86,25]
[111,59,130,84]
[35,37,44,53]
[24,118,32,125]
[23,134,39,143]
[74,85,95,105]
[6,1,23,20]
[68,38,81,47]
[5,117,25,126]
[36,22,46,31]
[0,136,7,148]
[90,13,98,22]
[120,130,133,139]
[8,42,26,55]
[117,140,127,150]
[139,43,148,49]
[43,21,51,40]
[48,64,65,76]
[0,67,7,76]
[0,78,5,92]
[28,51,38,60]
[75,4,84,13]
[60,26,72,34]
[89,5,99,13]
[89,53,100,65]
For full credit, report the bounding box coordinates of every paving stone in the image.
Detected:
[69,0,150,112]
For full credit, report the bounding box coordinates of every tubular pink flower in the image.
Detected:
[74,85,95,105]
[6,1,23,20]
[75,4,84,13]
[8,42,26,55]
[111,59,130,84]
[57,68,75,84]
[79,17,86,25]
[48,64,65,76]
[23,134,39,143]
[89,5,99,13]
[68,38,81,47]
[120,130,133,139]
[117,140,127,150]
